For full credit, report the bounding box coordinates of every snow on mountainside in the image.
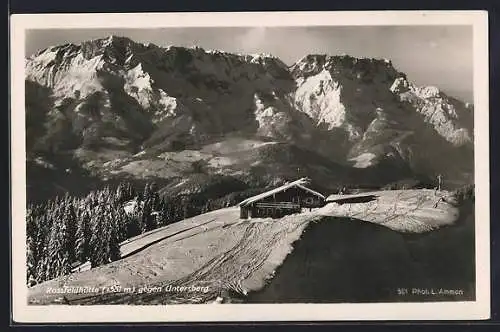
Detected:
[25,36,474,201]
[288,54,473,183]
[26,36,299,151]
[291,54,473,147]
[391,77,473,146]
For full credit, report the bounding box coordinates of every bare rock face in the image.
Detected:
[25,36,474,190]
[392,78,473,147]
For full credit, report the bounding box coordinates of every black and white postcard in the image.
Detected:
[10,11,490,322]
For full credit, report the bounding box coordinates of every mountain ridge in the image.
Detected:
[25,35,474,201]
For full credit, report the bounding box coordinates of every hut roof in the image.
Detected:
[239,178,325,207]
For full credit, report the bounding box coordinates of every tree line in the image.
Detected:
[26,181,259,286]
[27,182,152,286]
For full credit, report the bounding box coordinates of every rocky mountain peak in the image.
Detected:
[25,36,474,189]
[291,54,404,84]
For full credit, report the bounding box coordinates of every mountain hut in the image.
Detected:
[238,178,326,219]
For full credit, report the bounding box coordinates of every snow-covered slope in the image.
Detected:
[27,189,461,305]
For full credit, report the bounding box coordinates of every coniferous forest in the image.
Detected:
[26,181,250,287]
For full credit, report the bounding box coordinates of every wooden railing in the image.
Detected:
[255,202,300,209]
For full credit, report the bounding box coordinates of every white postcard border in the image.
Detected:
[10,10,490,322]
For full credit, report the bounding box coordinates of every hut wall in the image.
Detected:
[258,187,325,208]
[239,185,325,219]
[240,207,249,219]
[249,205,300,219]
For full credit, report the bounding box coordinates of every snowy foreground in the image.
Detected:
[324,189,459,233]
[27,189,459,305]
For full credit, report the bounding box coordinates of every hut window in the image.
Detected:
[305,197,314,205]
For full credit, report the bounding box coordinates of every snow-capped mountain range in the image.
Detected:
[25,35,474,200]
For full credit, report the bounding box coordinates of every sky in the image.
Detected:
[26,26,473,102]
